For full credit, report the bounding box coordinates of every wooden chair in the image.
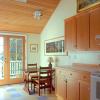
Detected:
[32,66,52,96]
[24,63,38,94]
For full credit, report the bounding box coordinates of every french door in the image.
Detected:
[0,35,25,85]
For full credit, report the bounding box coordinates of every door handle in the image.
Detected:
[4,58,7,62]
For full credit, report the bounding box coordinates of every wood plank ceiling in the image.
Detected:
[0,0,60,34]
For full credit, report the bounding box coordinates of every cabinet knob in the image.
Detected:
[83,76,86,79]
[70,73,72,76]
[64,80,67,83]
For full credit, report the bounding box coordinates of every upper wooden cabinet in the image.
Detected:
[76,12,90,50]
[90,7,100,50]
[65,16,76,50]
[65,5,100,51]
[65,12,90,51]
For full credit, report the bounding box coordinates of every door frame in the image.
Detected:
[0,33,26,85]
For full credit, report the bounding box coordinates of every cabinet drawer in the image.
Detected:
[67,71,79,79]
[66,70,90,81]
[57,69,66,76]
[56,68,90,82]
[80,72,90,82]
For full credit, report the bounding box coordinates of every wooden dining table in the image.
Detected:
[23,68,55,94]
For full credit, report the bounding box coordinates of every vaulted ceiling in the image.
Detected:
[0,0,60,34]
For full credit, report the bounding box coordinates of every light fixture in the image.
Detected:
[33,9,42,20]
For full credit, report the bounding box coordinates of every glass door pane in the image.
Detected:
[0,37,4,80]
[10,38,23,79]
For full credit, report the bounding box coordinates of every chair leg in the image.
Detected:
[34,84,35,93]
[31,82,32,90]
[50,87,51,93]
[44,87,45,93]
[49,84,52,93]
[39,88,40,96]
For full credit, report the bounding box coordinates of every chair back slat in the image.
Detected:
[40,66,51,69]
[27,63,37,69]
[38,66,52,81]
[32,66,53,95]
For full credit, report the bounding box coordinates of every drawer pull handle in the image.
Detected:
[83,76,86,79]
[64,80,67,83]
[70,73,72,75]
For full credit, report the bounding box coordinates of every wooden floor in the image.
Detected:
[0,84,57,100]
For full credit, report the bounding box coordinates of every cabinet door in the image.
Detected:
[76,12,90,50]
[62,74,67,100]
[56,70,62,97]
[67,78,79,100]
[65,16,77,50]
[56,70,66,100]
[79,81,90,100]
[90,7,100,50]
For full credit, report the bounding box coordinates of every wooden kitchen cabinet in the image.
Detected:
[56,69,67,100]
[65,16,77,50]
[90,7,100,50]
[56,68,90,100]
[56,69,63,99]
[76,11,90,50]
[79,81,90,100]
[67,78,79,100]
[65,11,90,51]
[65,6,100,51]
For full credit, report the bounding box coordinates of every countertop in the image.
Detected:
[55,63,100,74]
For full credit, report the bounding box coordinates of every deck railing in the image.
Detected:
[10,61,23,78]
[0,61,23,79]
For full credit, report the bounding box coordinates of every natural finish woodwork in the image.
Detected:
[32,66,52,96]
[56,69,66,100]
[76,11,90,50]
[0,35,25,85]
[79,81,90,100]
[90,7,100,50]
[65,5,100,51]
[0,0,60,33]
[56,67,90,100]
[65,16,77,50]
[67,79,79,100]
[65,12,89,51]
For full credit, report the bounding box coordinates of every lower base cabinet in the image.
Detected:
[56,68,90,100]
[67,78,79,100]
[56,69,67,100]
[79,81,90,100]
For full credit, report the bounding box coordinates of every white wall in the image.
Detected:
[40,0,77,67]
[40,0,100,67]
[27,33,40,66]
